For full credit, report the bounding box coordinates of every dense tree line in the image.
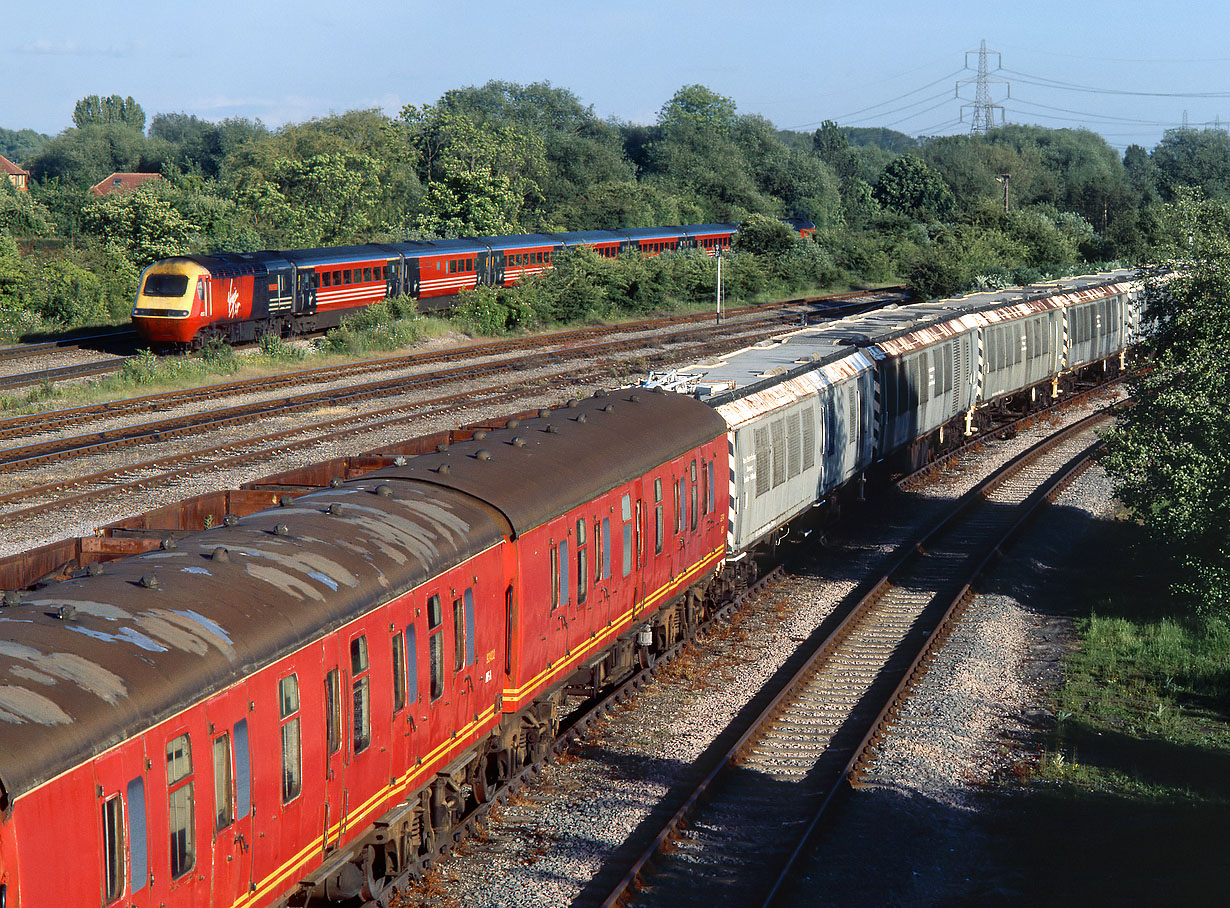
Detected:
[1,81,1227,338]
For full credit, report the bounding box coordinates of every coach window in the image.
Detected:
[393,632,407,714]
[621,494,634,577]
[352,636,372,753]
[405,624,419,703]
[166,733,195,879]
[463,589,476,667]
[325,669,341,755]
[558,540,571,606]
[127,777,148,893]
[550,545,560,610]
[279,675,302,803]
[576,520,588,604]
[102,793,124,903]
[602,517,612,578]
[322,271,332,288]
[708,457,717,513]
[593,519,603,584]
[452,596,466,670]
[654,479,664,554]
[362,267,371,282]
[428,594,444,701]
[690,461,698,531]
[213,732,234,831]
[343,270,352,286]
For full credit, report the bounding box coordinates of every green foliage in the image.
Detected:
[1151,128,1230,201]
[1102,192,1230,615]
[81,182,197,268]
[873,154,955,221]
[319,298,423,355]
[734,214,796,256]
[73,95,146,132]
[0,127,49,163]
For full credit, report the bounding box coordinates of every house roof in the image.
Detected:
[0,154,30,177]
[89,172,162,196]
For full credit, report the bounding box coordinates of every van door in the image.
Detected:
[322,634,346,851]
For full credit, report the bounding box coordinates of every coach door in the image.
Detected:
[321,635,347,850]
[295,269,318,316]
[205,687,253,908]
[94,744,151,908]
[405,257,422,299]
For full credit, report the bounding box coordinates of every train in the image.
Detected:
[0,270,1138,908]
[129,220,817,348]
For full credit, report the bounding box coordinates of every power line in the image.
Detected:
[1001,67,1230,98]
[842,89,955,126]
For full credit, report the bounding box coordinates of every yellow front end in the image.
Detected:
[131,258,209,344]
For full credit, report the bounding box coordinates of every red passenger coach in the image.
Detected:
[0,389,728,908]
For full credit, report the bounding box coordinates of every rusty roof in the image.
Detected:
[369,389,727,536]
[0,390,724,801]
[0,480,505,800]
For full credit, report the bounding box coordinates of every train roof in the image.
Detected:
[0,390,723,801]
[0,483,508,800]
[367,389,726,536]
[658,270,1138,403]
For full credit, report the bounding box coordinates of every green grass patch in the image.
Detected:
[998,520,1230,904]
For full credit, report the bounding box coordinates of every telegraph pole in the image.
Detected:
[956,39,1009,134]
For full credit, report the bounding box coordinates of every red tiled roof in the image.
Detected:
[89,172,162,197]
[0,154,30,177]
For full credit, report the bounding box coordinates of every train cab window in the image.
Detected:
[351,636,371,753]
[325,669,341,754]
[621,494,634,577]
[576,519,588,604]
[392,632,407,713]
[405,625,419,703]
[127,777,148,893]
[654,479,664,554]
[213,732,234,831]
[166,733,196,879]
[428,594,444,701]
[279,675,302,803]
[102,793,125,903]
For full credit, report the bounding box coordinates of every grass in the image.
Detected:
[995,518,1230,905]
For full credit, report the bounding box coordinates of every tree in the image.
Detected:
[657,85,737,138]
[873,155,955,221]
[734,213,796,256]
[73,95,146,132]
[1102,191,1230,614]
[1151,128,1230,201]
[81,182,197,268]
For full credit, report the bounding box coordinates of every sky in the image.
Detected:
[5,0,1230,153]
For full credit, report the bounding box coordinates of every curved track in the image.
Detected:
[595,408,1114,908]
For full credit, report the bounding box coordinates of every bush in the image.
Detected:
[319,298,423,355]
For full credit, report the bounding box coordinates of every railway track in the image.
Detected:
[0,289,902,396]
[0,302,889,470]
[592,407,1113,908]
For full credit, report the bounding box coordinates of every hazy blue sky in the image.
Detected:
[6,0,1230,151]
